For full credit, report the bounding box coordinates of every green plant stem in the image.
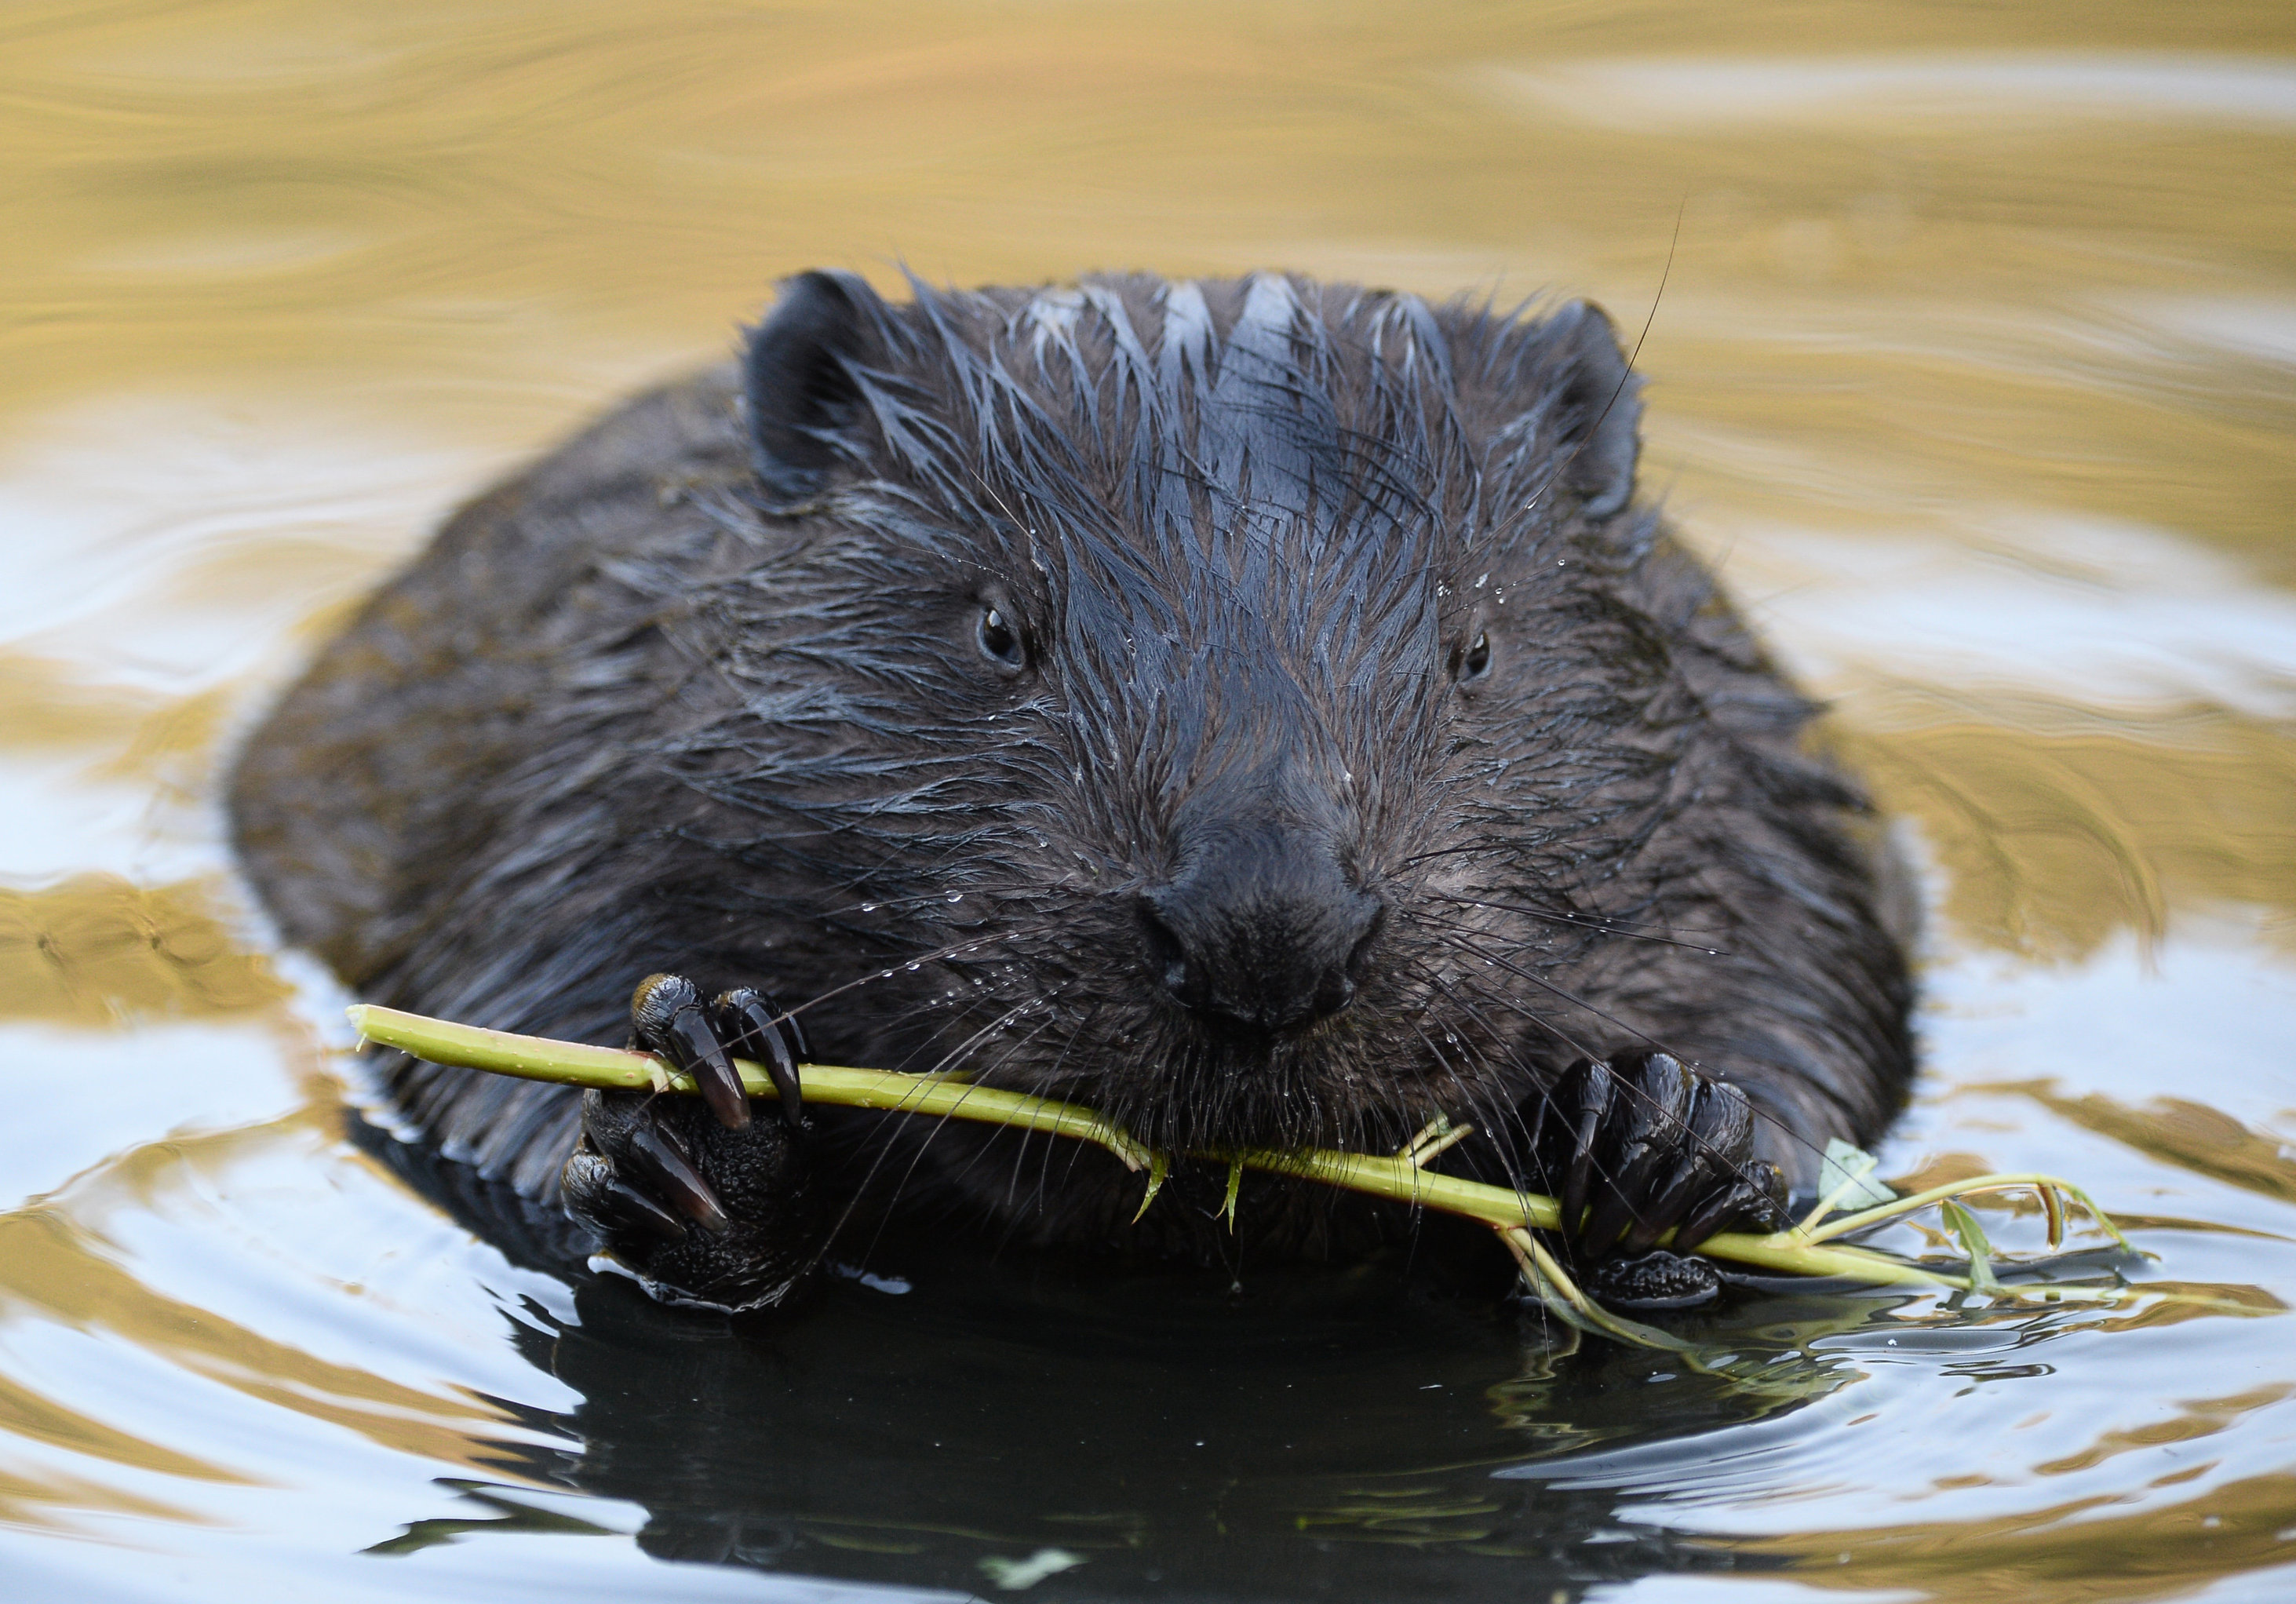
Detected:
[1802,1174,2132,1252]
[345,1002,2116,1300]
[348,1004,1154,1170]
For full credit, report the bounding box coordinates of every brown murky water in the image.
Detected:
[3,3,2294,1600]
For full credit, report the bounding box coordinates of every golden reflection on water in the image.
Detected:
[1995,1083,2296,1208]
[2,0,2293,1598]
[1841,704,2296,958]
[1744,1470,2296,1603]
[0,877,282,1025]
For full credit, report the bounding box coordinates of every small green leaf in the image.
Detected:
[1398,1116,1450,1160]
[1222,1160,1245,1230]
[1941,1199,2004,1296]
[1131,1151,1170,1223]
[1817,1139,1897,1211]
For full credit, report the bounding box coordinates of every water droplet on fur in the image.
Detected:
[946,891,964,902]
[878,969,895,980]
[859,902,876,913]
[1474,572,1488,588]
[906,961,923,972]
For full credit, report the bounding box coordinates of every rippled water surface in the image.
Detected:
[4,3,2294,1599]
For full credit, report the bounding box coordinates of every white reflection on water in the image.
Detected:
[0,397,485,692]
[1481,53,2296,132]
[2108,295,2296,371]
[1700,513,2296,718]
[1925,920,2296,1130]
[0,1019,301,1204]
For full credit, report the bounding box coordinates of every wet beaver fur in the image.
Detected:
[229,271,1915,1313]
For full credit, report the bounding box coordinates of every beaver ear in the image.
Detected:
[1540,300,1643,519]
[742,270,887,510]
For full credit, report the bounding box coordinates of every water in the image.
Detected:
[3,2,2293,1599]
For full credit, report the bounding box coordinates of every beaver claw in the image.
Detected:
[557,972,823,1311]
[630,972,808,1132]
[1538,1051,1788,1270]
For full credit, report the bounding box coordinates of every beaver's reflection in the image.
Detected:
[377,1134,1842,1599]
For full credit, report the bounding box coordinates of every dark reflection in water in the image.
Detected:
[370,1132,1876,1599]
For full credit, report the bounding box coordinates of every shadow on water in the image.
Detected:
[367,1132,1880,1600]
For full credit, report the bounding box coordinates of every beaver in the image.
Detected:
[228,271,1915,1314]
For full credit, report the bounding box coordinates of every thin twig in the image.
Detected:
[349,1003,2156,1342]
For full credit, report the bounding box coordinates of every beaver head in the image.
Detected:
[672,269,1684,1158]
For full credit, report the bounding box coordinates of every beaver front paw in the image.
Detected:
[559,972,825,1311]
[1536,1051,1788,1293]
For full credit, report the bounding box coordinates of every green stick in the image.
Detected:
[347,1003,2134,1325]
[348,1004,1155,1171]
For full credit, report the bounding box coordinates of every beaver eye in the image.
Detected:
[1454,629,1492,685]
[975,603,1026,673]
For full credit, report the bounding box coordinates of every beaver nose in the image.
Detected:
[1136,832,1384,1038]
